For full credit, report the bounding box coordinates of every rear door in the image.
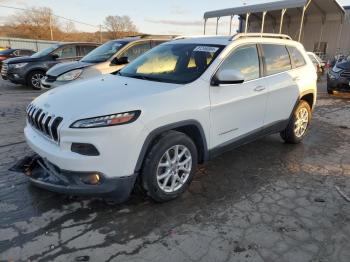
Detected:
[209,44,268,148]
[261,44,300,127]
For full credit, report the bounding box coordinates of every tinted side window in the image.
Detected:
[151,40,166,48]
[220,44,260,81]
[53,45,77,58]
[79,45,97,56]
[120,42,151,62]
[288,46,306,68]
[262,44,291,75]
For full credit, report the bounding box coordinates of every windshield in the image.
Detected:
[31,44,60,58]
[118,43,223,84]
[81,41,127,63]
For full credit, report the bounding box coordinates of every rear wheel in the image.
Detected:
[141,131,198,202]
[280,100,311,144]
[27,70,45,90]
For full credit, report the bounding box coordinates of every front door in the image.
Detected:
[209,44,268,149]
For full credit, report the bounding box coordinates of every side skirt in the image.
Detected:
[208,120,289,160]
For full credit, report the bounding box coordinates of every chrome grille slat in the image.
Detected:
[26,104,63,143]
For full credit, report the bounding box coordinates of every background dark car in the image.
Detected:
[327,59,350,94]
[0,48,35,70]
[1,42,99,89]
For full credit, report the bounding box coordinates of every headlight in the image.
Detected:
[13,63,28,69]
[70,110,141,128]
[57,69,83,81]
[332,65,342,73]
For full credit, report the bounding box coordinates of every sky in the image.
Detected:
[1,0,350,35]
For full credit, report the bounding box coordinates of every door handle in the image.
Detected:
[254,86,266,92]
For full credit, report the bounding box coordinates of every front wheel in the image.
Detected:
[280,100,311,144]
[327,83,334,95]
[27,70,45,90]
[141,131,198,202]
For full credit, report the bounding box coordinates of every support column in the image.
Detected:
[245,13,250,33]
[317,19,325,53]
[336,21,343,54]
[203,18,207,35]
[279,9,287,34]
[229,15,233,35]
[216,17,220,35]
[261,11,267,35]
[298,0,312,42]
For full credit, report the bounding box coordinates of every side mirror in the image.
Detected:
[111,56,129,66]
[211,69,245,86]
[51,54,59,60]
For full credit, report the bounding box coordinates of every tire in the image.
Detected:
[280,100,312,144]
[141,130,198,202]
[27,70,45,90]
[327,84,334,95]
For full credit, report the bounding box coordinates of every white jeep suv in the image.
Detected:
[24,34,317,202]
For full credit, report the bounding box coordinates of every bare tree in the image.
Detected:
[6,7,60,40]
[104,15,137,39]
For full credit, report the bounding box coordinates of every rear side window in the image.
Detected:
[120,42,151,62]
[262,44,291,76]
[288,46,306,68]
[151,40,166,48]
[220,44,260,81]
[78,45,96,57]
[53,45,77,58]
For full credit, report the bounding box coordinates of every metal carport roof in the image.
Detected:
[204,0,309,19]
[203,0,345,42]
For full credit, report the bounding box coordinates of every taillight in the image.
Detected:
[0,56,6,61]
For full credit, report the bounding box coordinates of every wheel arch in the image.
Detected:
[299,90,316,110]
[134,120,209,173]
[25,68,47,81]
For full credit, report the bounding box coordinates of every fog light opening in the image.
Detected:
[81,173,101,185]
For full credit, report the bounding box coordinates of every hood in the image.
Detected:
[337,61,350,70]
[47,61,93,77]
[5,56,41,64]
[31,74,179,123]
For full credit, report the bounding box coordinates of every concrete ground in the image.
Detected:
[0,77,350,262]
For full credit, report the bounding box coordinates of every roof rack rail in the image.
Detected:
[231,33,292,41]
[123,34,178,39]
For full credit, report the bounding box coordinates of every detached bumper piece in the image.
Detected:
[15,155,137,202]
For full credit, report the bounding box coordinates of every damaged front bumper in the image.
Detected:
[13,154,137,202]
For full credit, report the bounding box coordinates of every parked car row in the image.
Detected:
[41,36,170,89]
[1,42,99,89]
[21,33,318,203]
[0,35,173,90]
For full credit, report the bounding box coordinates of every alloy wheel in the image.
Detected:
[294,107,309,138]
[156,145,192,193]
[31,73,44,88]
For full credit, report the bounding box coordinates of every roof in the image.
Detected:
[171,33,297,46]
[204,0,345,19]
[171,36,232,45]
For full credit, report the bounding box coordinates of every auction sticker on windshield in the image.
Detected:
[193,46,219,53]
